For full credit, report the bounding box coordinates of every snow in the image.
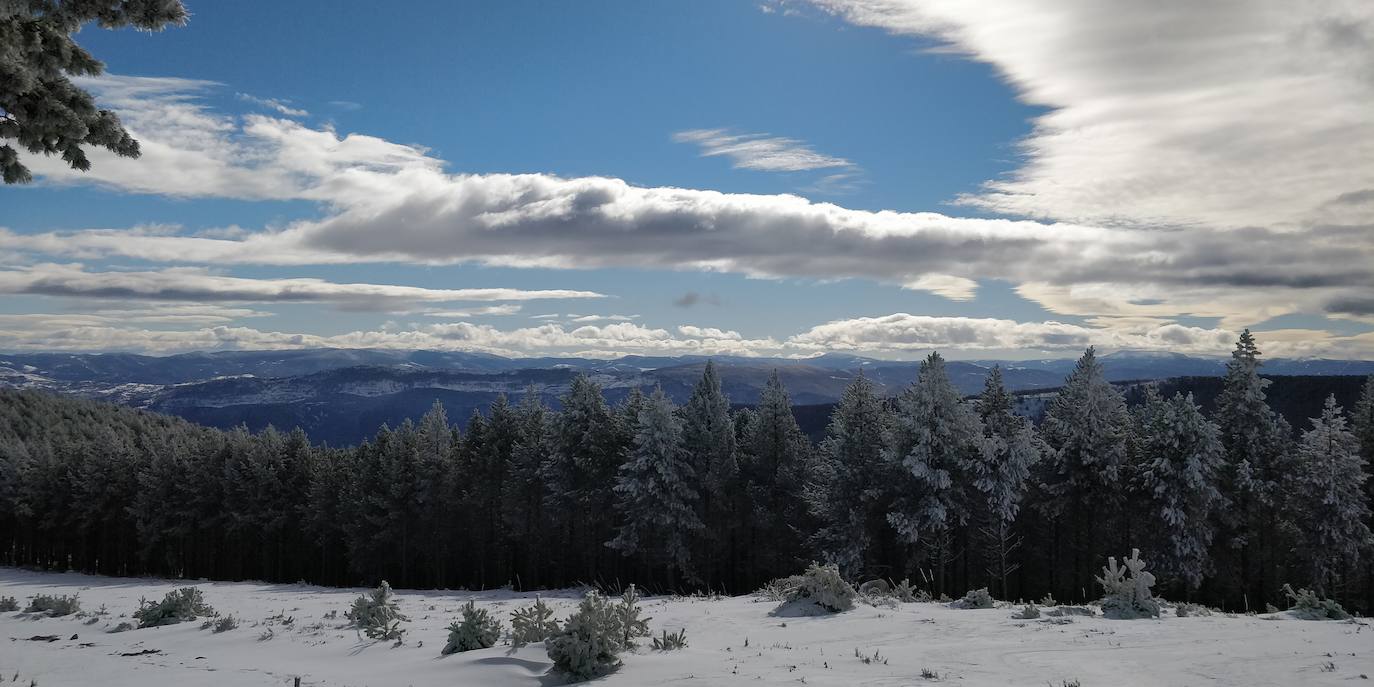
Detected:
[2,567,1371,686]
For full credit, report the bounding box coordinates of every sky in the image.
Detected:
[2,0,1373,360]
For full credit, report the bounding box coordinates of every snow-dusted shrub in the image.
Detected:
[1282,584,1350,620]
[1047,605,1095,617]
[26,593,80,616]
[110,621,134,633]
[1097,549,1161,618]
[858,579,890,596]
[510,596,560,647]
[347,581,408,640]
[951,587,995,609]
[1039,593,1058,607]
[546,591,628,681]
[757,574,806,602]
[212,614,239,632]
[651,628,688,651]
[443,600,503,654]
[0,596,17,612]
[767,563,856,612]
[135,587,213,628]
[1174,603,1211,618]
[891,578,929,603]
[1013,604,1040,619]
[614,585,651,645]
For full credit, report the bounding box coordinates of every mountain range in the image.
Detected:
[3,348,1372,446]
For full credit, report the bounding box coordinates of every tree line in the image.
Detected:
[1,330,1372,612]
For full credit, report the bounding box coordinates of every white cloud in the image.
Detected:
[236,93,308,117]
[11,73,1374,336]
[806,0,1374,231]
[0,264,604,310]
[673,128,857,172]
[568,314,641,323]
[903,274,978,300]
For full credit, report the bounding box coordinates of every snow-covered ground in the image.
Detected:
[1,567,1370,686]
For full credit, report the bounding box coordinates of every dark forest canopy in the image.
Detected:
[2,336,1372,616]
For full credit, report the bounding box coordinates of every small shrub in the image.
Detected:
[891,578,929,603]
[442,601,503,654]
[613,585,651,645]
[1047,605,1095,617]
[134,588,213,628]
[951,588,995,609]
[546,591,627,681]
[346,581,408,640]
[651,628,688,651]
[1039,593,1058,607]
[1097,549,1160,618]
[213,614,239,633]
[1013,604,1040,619]
[110,621,134,633]
[1175,602,1211,618]
[765,563,856,613]
[510,596,560,647]
[0,596,18,612]
[26,594,81,617]
[1282,584,1349,620]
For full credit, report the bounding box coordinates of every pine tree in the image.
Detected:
[807,372,894,577]
[971,366,1043,599]
[545,374,622,584]
[740,370,814,583]
[1132,389,1226,591]
[1213,330,1295,607]
[1,0,187,183]
[1039,346,1132,600]
[1289,396,1372,596]
[681,361,744,587]
[607,387,703,584]
[501,388,551,589]
[413,402,455,586]
[886,352,982,594]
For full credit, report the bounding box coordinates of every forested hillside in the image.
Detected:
[3,333,1372,615]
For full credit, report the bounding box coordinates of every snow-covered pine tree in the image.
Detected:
[681,361,745,586]
[501,387,552,589]
[1213,330,1295,607]
[886,351,983,595]
[741,370,815,582]
[413,402,456,587]
[607,386,703,584]
[1354,375,1374,609]
[545,374,623,584]
[1288,395,1372,596]
[972,366,1044,599]
[1039,346,1132,600]
[806,372,894,577]
[1,1,187,184]
[1132,389,1226,591]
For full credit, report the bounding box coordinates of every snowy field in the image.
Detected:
[1,567,1370,687]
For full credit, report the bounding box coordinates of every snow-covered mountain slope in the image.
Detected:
[1,567,1369,686]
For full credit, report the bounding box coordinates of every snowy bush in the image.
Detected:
[443,600,503,654]
[766,563,856,613]
[510,596,560,647]
[1282,584,1350,620]
[613,585,651,646]
[891,578,930,603]
[135,587,214,628]
[951,587,995,609]
[27,593,81,616]
[1013,604,1040,619]
[1097,549,1161,618]
[0,595,17,612]
[651,628,688,651]
[346,581,408,640]
[1174,603,1212,618]
[1047,605,1095,617]
[858,579,890,596]
[546,591,628,682]
[212,614,239,632]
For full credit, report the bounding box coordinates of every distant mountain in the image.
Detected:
[3,348,1370,446]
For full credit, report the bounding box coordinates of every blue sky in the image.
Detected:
[3,0,1372,359]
